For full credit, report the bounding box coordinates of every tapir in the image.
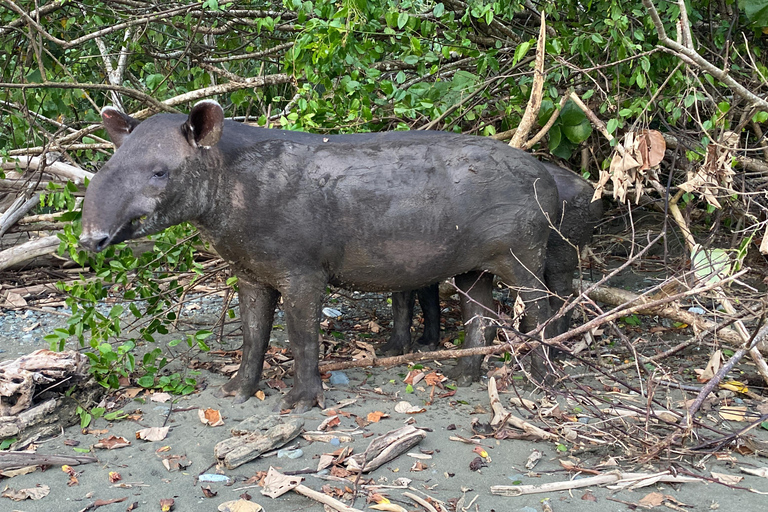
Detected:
[383,163,602,367]
[80,100,559,412]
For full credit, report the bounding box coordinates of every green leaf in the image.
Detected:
[433,3,445,17]
[562,122,592,144]
[606,118,619,135]
[548,125,562,151]
[741,0,768,26]
[512,41,532,66]
[137,375,155,388]
[73,447,92,453]
[691,247,731,286]
[397,12,409,29]
[559,100,588,126]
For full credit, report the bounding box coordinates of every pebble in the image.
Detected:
[199,473,231,483]
[329,371,350,385]
[277,448,303,459]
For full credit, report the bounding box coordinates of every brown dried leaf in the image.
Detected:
[198,408,224,427]
[108,471,121,483]
[201,485,218,498]
[643,129,666,167]
[638,491,664,507]
[151,392,172,403]
[1,484,50,500]
[711,471,743,485]
[161,454,191,472]
[160,497,175,511]
[695,350,723,383]
[367,411,387,423]
[317,415,341,431]
[94,435,131,450]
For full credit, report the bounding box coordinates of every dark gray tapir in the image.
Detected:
[384,163,602,367]
[80,100,560,412]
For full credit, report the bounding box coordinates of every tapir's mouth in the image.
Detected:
[110,215,149,245]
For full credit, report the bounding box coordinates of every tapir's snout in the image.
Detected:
[79,231,112,253]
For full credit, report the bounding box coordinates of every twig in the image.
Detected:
[490,471,701,496]
[684,321,768,426]
[488,377,557,441]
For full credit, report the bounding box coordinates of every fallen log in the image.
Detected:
[0,235,61,271]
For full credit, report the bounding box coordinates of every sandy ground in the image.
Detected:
[1,297,768,512]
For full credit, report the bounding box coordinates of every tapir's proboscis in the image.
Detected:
[81,100,560,412]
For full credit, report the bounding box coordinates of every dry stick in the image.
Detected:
[318,343,515,372]
[521,92,571,151]
[319,270,748,374]
[490,471,700,497]
[0,191,40,238]
[509,12,546,149]
[487,377,557,441]
[3,156,94,184]
[403,492,445,512]
[684,322,768,426]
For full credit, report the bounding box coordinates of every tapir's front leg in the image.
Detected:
[216,279,278,403]
[277,275,326,413]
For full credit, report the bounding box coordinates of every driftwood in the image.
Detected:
[346,425,427,473]
[0,349,87,415]
[261,466,364,512]
[0,451,98,470]
[214,415,304,469]
[490,470,701,496]
[0,350,100,447]
[0,235,61,271]
[2,156,94,185]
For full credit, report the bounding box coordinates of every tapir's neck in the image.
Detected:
[186,147,232,236]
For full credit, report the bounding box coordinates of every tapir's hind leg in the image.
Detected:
[379,290,416,356]
[216,280,278,404]
[415,283,441,349]
[444,271,495,386]
[494,252,554,384]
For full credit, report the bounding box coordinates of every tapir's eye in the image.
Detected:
[152,168,169,179]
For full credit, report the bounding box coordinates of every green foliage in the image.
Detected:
[76,405,127,429]
[740,0,768,26]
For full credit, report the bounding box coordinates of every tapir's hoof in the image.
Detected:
[444,363,480,387]
[413,340,438,353]
[215,375,258,403]
[274,387,325,413]
[378,339,407,357]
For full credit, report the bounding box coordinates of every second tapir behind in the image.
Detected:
[383,163,602,373]
[80,101,560,412]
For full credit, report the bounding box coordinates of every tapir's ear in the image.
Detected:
[101,107,140,149]
[183,100,224,148]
